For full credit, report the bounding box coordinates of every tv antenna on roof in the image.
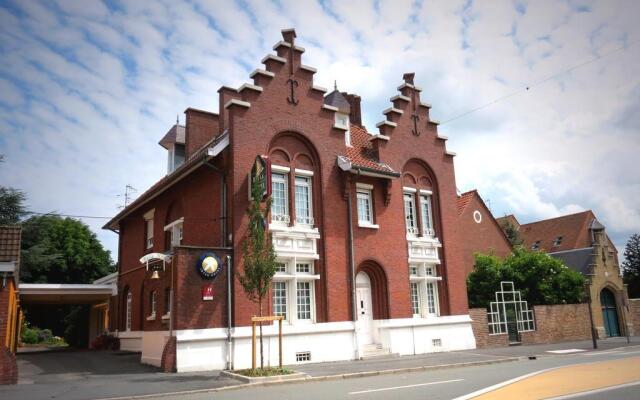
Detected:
[117,184,137,209]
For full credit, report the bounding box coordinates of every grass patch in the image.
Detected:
[233,367,295,377]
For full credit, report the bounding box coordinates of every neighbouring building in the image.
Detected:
[103,28,476,372]
[0,226,21,384]
[457,190,512,277]
[497,211,632,338]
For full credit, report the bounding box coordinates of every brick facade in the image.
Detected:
[106,29,469,335]
[0,346,18,385]
[629,298,640,336]
[457,191,512,277]
[469,308,508,348]
[470,304,591,348]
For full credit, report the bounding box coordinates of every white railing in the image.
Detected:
[406,227,419,235]
[272,214,290,224]
[295,216,314,226]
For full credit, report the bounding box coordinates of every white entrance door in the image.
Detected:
[356,272,373,345]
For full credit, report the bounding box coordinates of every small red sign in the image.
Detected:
[202,285,214,301]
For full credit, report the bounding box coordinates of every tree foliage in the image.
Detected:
[467,246,585,308]
[500,218,523,246]
[238,174,277,369]
[20,215,114,283]
[622,233,640,298]
[0,154,27,224]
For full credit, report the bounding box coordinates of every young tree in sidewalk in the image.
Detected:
[622,234,640,298]
[238,173,277,370]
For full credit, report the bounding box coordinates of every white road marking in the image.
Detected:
[348,379,463,395]
[544,380,640,399]
[452,367,560,400]
[547,349,587,354]
[581,350,622,356]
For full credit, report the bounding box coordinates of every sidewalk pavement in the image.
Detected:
[293,336,640,378]
[3,337,638,400]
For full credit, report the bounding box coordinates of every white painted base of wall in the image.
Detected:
[373,315,476,355]
[141,331,170,367]
[116,331,170,367]
[118,331,142,352]
[173,315,476,372]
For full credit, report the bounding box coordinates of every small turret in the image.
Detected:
[159,120,186,174]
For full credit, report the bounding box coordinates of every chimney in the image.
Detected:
[184,108,219,158]
[342,92,362,126]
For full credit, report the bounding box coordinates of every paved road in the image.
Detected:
[158,346,640,400]
[0,350,241,400]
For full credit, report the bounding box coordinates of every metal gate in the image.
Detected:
[487,282,535,343]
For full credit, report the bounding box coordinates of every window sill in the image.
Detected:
[161,313,170,321]
[146,314,156,321]
[358,223,379,229]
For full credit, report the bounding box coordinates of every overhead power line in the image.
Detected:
[440,38,639,125]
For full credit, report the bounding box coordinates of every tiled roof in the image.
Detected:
[344,124,398,175]
[519,210,596,253]
[0,226,21,263]
[457,190,476,215]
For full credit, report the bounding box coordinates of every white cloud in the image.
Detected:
[0,0,638,260]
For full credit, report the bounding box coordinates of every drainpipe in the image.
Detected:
[347,169,361,359]
[226,255,233,370]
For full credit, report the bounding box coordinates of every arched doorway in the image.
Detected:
[355,272,373,345]
[600,288,620,337]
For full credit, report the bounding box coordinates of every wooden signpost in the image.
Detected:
[251,315,284,370]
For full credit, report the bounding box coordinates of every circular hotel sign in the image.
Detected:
[196,253,223,280]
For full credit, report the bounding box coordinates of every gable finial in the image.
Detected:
[176,114,179,125]
[334,80,337,91]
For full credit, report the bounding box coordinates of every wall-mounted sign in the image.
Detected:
[251,155,271,201]
[196,252,223,280]
[202,284,214,301]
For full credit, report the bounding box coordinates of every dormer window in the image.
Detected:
[335,113,350,146]
[167,143,185,173]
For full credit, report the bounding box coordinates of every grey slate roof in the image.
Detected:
[324,90,351,113]
[550,247,594,275]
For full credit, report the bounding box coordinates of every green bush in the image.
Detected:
[22,328,39,344]
[467,246,585,308]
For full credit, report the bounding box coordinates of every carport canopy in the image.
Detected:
[19,283,116,305]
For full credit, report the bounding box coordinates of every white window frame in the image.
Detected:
[409,263,441,318]
[334,112,351,146]
[164,218,184,248]
[144,209,155,250]
[419,191,434,237]
[272,259,319,324]
[126,291,132,331]
[271,169,290,225]
[404,191,418,236]
[356,183,378,228]
[147,291,157,320]
[294,174,314,226]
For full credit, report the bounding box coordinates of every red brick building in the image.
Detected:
[457,190,512,277]
[104,29,475,372]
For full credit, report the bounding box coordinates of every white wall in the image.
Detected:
[141,331,170,367]
[173,316,475,372]
[376,315,476,355]
[118,331,143,352]
[176,321,356,372]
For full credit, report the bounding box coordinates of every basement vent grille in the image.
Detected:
[432,338,442,347]
[296,351,311,362]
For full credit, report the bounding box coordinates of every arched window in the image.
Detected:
[126,290,133,331]
[149,291,157,319]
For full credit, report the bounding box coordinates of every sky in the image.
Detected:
[0,0,638,264]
